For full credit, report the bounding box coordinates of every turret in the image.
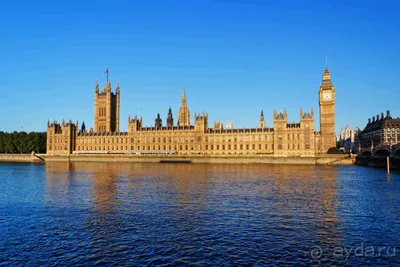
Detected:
[300,108,314,130]
[104,79,111,93]
[155,113,162,128]
[167,107,174,127]
[194,111,208,132]
[81,121,86,133]
[94,80,99,93]
[259,110,265,128]
[115,82,120,132]
[128,115,142,133]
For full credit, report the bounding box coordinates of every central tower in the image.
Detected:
[178,88,190,127]
[319,61,336,153]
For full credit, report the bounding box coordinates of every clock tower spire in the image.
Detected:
[319,59,336,153]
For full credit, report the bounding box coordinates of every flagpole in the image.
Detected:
[107,67,109,82]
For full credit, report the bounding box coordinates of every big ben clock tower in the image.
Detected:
[319,59,336,153]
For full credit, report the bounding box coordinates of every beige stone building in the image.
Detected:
[46,65,336,156]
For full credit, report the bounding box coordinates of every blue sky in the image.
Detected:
[0,0,398,134]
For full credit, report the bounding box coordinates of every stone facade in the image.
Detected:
[46,65,337,156]
[338,125,361,152]
[359,110,400,149]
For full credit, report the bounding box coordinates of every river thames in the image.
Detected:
[0,162,399,265]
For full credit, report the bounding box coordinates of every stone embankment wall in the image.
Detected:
[39,154,355,165]
[0,154,44,163]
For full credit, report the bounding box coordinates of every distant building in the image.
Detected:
[338,125,361,152]
[359,110,400,149]
[46,64,337,156]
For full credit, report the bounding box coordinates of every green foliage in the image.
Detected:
[0,131,46,153]
[327,147,343,154]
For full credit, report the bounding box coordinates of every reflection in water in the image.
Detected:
[1,162,399,265]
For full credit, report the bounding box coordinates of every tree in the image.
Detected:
[0,131,47,153]
[327,147,343,154]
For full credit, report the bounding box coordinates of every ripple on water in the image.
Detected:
[0,163,400,265]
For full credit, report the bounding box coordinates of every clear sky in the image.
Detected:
[0,0,398,134]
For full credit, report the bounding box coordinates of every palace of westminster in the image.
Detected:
[46,65,336,156]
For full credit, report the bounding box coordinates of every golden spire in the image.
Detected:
[323,56,331,81]
[181,87,187,106]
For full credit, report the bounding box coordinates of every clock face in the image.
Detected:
[323,92,332,101]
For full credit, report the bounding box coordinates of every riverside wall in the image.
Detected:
[38,154,356,165]
[0,154,44,163]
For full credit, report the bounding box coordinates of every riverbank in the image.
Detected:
[36,153,356,165]
[0,154,44,163]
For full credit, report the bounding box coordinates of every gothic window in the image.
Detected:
[259,144,261,149]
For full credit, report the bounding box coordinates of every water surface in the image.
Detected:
[0,162,399,265]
